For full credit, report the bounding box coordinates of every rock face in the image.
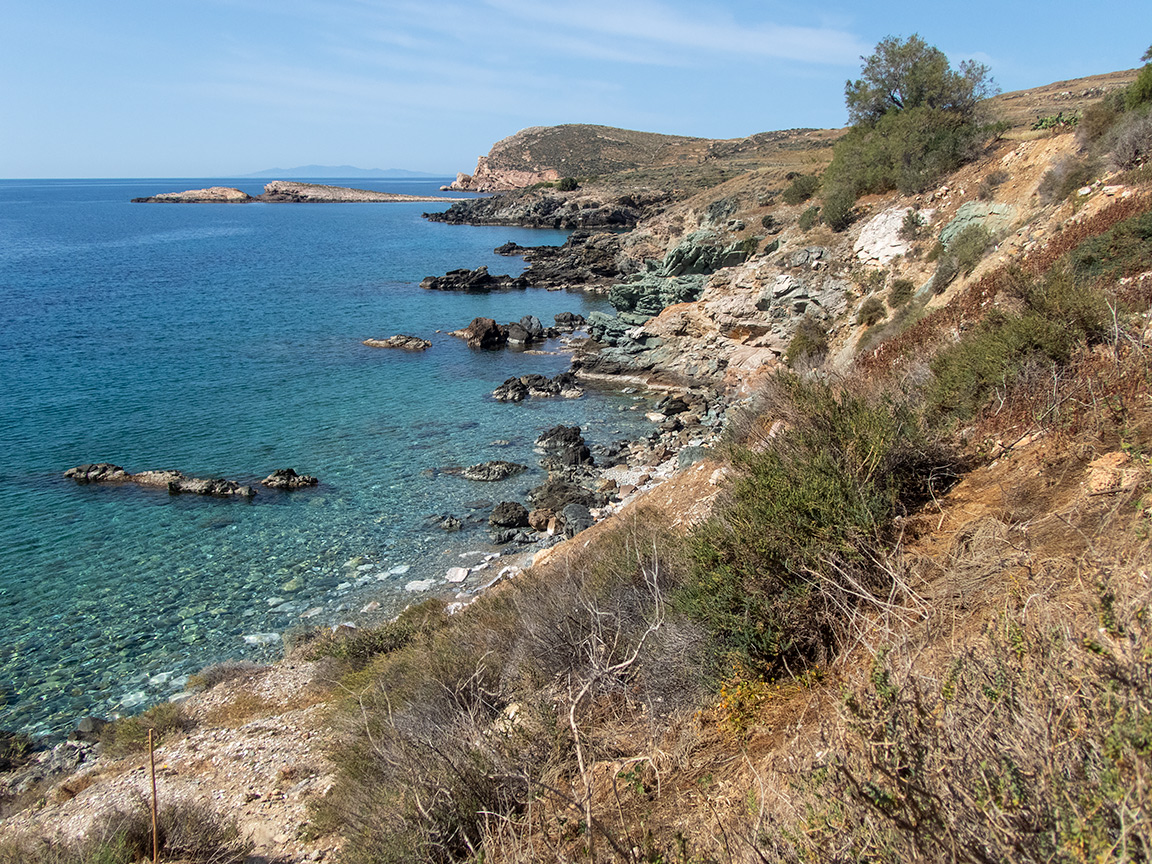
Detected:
[854,207,934,265]
[450,317,508,350]
[420,267,527,293]
[65,464,257,498]
[362,335,431,350]
[261,468,318,490]
[425,191,658,230]
[536,425,593,470]
[940,201,1017,246]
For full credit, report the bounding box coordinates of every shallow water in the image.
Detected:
[0,178,654,736]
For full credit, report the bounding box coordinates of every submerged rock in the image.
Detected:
[459,461,528,482]
[421,266,527,293]
[65,464,257,498]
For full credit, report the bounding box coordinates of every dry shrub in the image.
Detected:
[186,659,264,691]
[311,511,704,864]
[100,701,190,757]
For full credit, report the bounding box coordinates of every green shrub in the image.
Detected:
[899,208,924,241]
[930,254,959,293]
[888,277,916,307]
[783,174,820,205]
[101,701,190,756]
[798,206,820,231]
[821,185,856,231]
[856,296,887,327]
[928,267,1108,421]
[1031,111,1079,132]
[556,176,579,192]
[1065,208,1152,282]
[1126,56,1152,111]
[950,224,994,275]
[680,376,949,676]
[785,315,828,367]
[306,619,417,671]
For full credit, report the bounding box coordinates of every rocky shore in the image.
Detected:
[131,181,459,204]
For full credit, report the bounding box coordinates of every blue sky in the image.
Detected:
[2,0,1147,178]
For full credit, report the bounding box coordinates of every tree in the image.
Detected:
[845,34,996,126]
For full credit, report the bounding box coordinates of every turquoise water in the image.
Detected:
[0,178,652,737]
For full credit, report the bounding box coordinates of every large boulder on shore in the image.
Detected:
[536,425,593,468]
[450,317,508,350]
[489,501,530,528]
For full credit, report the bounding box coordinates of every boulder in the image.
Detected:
[536,425,593,468]
[489,501,530,528]
[554,311,587,331]
[939,202,1017,248]
[450,317,508,350]
[560,503,594,538]
[527,478,601,511]
[362,335,431,350]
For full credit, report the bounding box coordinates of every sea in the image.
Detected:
[0,177,655,738]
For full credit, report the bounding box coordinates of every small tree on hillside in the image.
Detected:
[845,35,995,125]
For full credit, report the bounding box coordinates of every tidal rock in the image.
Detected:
[460,461,527,482]
[421,266,527,293]
[450,317,508,350]
[362,334,431,350]
[527,478,602,511]
[439,516,463,531]
[131,186,252,204]
[493,372,582,402]
[536,425,593,468]
[445,567,470,583]
[64,463,130,483]
[261,468,318,490]
[554,312,587,331]
[489,501,530,529]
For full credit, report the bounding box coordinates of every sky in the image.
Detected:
[1,0,1148,178]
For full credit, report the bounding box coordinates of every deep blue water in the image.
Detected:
[0,178,652,737]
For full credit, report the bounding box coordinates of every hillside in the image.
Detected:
[4,60,1152,863]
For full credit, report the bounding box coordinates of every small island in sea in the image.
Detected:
[131,180,460,203]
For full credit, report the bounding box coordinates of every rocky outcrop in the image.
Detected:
[450,317,508,350]
[489,501,530,528]
[65,463,257,498]
[261,469,318,490]
[535,425,593,470]
[131,186,252,203]
[939,201,1018,246]
[442,124,704,192]
[362,335,431,350]
[492,372,583,402]
[420,267,528,293]
[425,190,662,229]
[133,182,457,204]
[854,207,934,265]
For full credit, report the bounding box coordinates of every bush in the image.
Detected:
[556,176,579,192]
[782,174,820,205]
[306,619,417,671]
[898,208,924,241]
[888,277,915,307]
[101,702,190,756]
[950,224,994,274]
[680,375,950,676]
[977,168,1009,200]
[821,185,856,232]
[785,315,829,367]
[1126,57,1152,111]
[1065,208,1152,282]
[1038,154,1098,203]
[856,296,887,327]
[930,254,959,293]
[1105,106,1152,170]
[186,659,263,691]
[760,213,781,232]
[928,267,1108,421]
[798,206,820,231]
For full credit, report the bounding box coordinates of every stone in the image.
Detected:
[854,206,935,265]
[554,311,587,331]
[445,567,469,583]
[939,202,1017,248]
[362,334,431,350]
[64,463,129,483]
[420,266,526,293]
[438,516,463,531]
[528,508,555,532]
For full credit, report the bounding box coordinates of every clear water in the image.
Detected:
[0,178,653,737]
